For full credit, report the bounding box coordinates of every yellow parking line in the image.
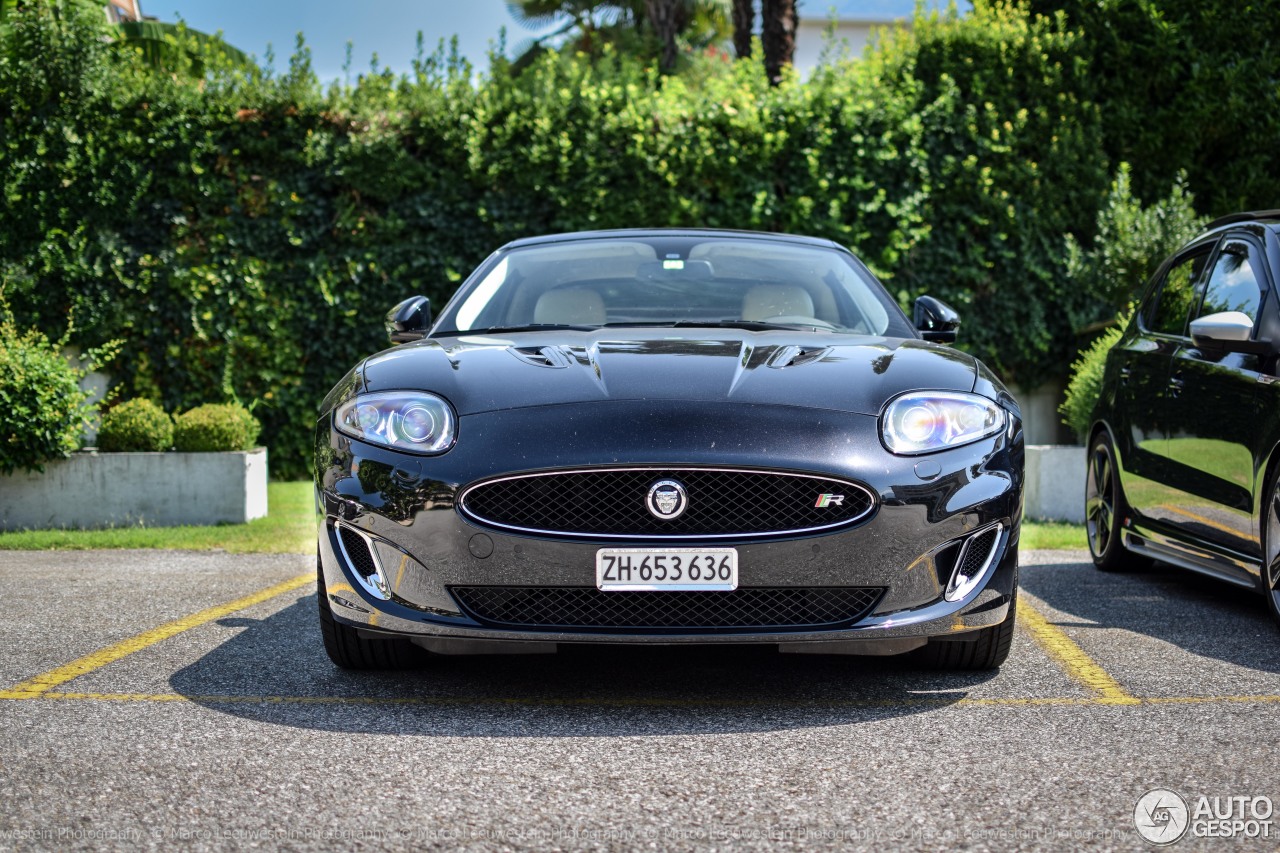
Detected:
[1018,598,1139,705]
[1156,504,1241,538]
[7,691,1280,708]
[1144,695,1280,706]
[0,574,313,700]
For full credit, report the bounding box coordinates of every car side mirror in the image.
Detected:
[1189,311,1268,354]
[914,295,960,344]
[385,296,432,344]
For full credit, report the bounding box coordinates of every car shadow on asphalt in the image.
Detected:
[1020,555,1280,674]
[168,594,996,736]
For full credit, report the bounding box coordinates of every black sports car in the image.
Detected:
[1087,209,1280,626]
[314,229,1023,670]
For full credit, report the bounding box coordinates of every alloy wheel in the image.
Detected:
[1085,442,1115,559]
[1265,483,1280,619]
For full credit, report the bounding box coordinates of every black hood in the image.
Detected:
[356,331,981,417]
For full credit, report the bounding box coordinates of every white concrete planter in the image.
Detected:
[1024,445,1086,524]
[0,448,268,531]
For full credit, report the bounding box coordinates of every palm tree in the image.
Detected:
[505,0,638,67]
[507,0,730,74]
[760,0,794,85]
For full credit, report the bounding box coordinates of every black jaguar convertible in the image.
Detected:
[314,229,1024,670]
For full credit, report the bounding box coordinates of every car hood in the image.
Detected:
[357,331,980,417]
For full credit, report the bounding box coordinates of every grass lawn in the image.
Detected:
[1019,520,1087,550]
[0,480,1087,553]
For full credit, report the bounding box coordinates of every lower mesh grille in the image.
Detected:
[958,526,1000,579]
[337,526,378,578]
[449,586,884,633]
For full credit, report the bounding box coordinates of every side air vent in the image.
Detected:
[944,523,1003,602]
[768,345,830,369]
[334,523,390,600]
[509,346,572,368]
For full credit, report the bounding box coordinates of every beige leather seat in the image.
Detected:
[533,288,606,325]
[741,285,815,322]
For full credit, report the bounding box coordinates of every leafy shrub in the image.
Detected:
[173,403,261,452]
[1063,164,1204,324]
[1059,309,1131,440]
[97,398,173,452]
[1059,167,1205,438]
[0,313,95,474]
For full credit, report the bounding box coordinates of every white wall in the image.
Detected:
[793,18,904,75]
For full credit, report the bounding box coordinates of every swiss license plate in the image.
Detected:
[596,548,738,591]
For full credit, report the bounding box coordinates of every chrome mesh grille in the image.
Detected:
[958,526,1000,579]
[458,468,875,538]
[449,586,884,633]
[338,526,377,578]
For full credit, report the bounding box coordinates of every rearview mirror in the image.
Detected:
[1189,311,1268,354]
[914,295,960,344]
[385,295,432,344]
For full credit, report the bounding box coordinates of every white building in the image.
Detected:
[793,1,964,74]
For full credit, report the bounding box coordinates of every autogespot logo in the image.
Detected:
[1135,789,1190,845]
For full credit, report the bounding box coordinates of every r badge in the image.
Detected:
[815,494,845,508]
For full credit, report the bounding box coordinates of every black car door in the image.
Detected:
[1109,240,1216,522]
[1161,235,1272,566]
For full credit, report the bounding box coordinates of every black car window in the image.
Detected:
[1197,241,1263,323]
[1148,248,1211,337]
[437,237,914,338]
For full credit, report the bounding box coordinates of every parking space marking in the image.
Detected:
[0,575,313,700]
[3,569,1269,711]
[1158,504,1242,538]
[1017,597,1139,705]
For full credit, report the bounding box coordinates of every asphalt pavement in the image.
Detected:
[1,548,1278,851]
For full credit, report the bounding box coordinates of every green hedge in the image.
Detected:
[173,403,261,452]
[97,398,174,452]
[1031,0,1280,218]
[3,1,1236,476]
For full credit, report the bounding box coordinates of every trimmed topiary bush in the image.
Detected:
[97,398,174,452]
[0,313,96,474]
[173,403,261,452]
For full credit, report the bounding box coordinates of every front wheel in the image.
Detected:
[1260,476,1280,629]
[1086,433,1146,572]
[317,556,422,670]
[917,590,1017,670]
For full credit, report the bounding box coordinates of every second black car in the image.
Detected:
[1088,209,1280,625]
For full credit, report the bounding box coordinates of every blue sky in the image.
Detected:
[148,1,932,81]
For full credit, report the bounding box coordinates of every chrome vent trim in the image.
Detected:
[944,522,1003,602]
[508,345,571,368]
[768,345,831,369]
[333,521,391,600]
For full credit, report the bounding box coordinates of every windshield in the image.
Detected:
[433,236,914,338]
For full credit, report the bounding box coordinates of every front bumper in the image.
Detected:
[315,400,1023,651]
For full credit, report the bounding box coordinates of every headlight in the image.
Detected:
[334,392,456,454]
[881,391,1005,455]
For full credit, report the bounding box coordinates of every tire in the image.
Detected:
[317,556,422,670]
[1260,474,1280,629]
[917,586,1017,671]
[1085,432,1147,572]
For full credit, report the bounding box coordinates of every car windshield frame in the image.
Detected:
[430,234,916,339]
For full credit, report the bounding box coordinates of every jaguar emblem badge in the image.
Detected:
[646,479,688,520]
